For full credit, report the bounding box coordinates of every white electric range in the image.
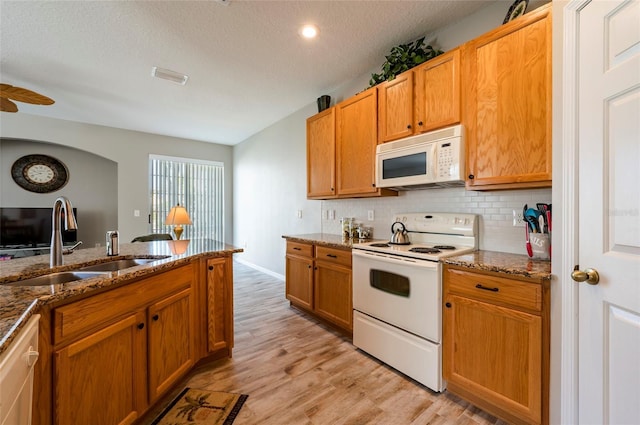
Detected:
[352,212,478,392]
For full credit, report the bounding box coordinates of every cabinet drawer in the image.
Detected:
[445,268,541,312]
[315,246,352,268]
[286,241,313,258]
[53,264,194,346]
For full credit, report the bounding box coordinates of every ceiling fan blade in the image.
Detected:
[0,97,19,113]
[0,84,55,105]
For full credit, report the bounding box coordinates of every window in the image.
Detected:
[149,155,224,241]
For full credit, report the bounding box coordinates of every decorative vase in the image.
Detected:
[317,95,331,112]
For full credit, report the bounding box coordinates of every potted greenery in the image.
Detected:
[368,37,443,88]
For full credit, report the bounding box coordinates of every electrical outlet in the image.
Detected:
[321,210,327,220]
[513,210,525,226]
[133,209,140,217]
[367,210,375,221]
[328,210,335,220]
[296,210,302,218]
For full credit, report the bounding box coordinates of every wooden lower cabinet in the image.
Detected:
[314,259,352,331]
[33,256,235,425]
[206,257,234,354]
[443,264,550,425]
[285,240,352,333]
[147,288,194,402]
[54,312,146,425]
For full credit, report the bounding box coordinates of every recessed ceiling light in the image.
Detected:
[300,24,319,39]
[151,67,189,85]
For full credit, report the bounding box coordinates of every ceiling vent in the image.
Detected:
[151,67,189,85]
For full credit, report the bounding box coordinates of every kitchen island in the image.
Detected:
[0,239,242,425]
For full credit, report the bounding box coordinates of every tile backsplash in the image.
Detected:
[320,187,552,256]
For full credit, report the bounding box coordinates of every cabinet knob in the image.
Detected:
[208,265,214,270]
[152,314,159,321]
[308,265,312,269]
[407,124,412,129]
[418,121,423,126]
[445,302,452,308]
[468,174,475,180]
[137,323,145,330]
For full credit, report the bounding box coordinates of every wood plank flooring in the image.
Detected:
[146,262,507,425]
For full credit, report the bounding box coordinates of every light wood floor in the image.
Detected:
[148,262,508,425]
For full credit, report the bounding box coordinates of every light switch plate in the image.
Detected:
[367,210,374,221]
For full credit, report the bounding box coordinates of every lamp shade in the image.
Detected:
[165,204,192,240]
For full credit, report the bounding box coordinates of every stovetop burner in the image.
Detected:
[433,245,456,250]
[409,247,441,254]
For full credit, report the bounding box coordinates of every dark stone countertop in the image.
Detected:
[282,233,381,249]
[283,235,551,280]
[443,250,552,280]
[0,239,242,356]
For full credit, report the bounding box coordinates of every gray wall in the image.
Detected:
[233,0,551,276]
[0,113,234,244]
[0,139,118,249]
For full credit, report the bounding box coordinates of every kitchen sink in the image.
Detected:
[77,257,167,272]
[4,271,111,287]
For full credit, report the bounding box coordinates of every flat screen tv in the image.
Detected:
[0,207,78,249]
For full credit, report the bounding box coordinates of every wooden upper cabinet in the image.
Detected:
[336,87,395,198]
[414,48,461,133]
[307,107,336,199]
[378,72,414,143]
[336,87,378,196]
[463,4,552,190]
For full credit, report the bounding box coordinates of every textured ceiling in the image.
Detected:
[1,0,495,145]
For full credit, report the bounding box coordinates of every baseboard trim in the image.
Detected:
[234,257,285,281]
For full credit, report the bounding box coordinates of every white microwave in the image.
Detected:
[375,124,465,190]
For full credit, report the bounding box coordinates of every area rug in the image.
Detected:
[151,387,248,425]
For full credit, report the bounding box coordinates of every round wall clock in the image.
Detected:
[11,154,69,193]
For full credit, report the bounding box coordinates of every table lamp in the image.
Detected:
[164,204,192,240]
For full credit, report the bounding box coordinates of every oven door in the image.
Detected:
[352,249,441,342]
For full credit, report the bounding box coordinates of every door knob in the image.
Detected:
[571,266,600,285]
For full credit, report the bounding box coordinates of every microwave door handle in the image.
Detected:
[352,250,438,269]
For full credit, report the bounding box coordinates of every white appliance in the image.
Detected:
[352,213,478,392]
[375,124,465,190]
[0,314,40,425]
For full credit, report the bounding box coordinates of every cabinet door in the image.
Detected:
[378,72,414,142]
[307,107,336,199]
[314,261,352,331]
[443,294,542,425]
[148,288,194,403]
[464,5,552,190]
[285,254,313,310]
[54,312,147,425]
[206,257,233,353]
[335,87,378,196]
[414,48,461,133]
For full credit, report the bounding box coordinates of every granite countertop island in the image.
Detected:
[0,239,242,356]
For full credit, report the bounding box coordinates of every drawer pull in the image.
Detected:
[293,247,301,251]
[326,254,338,258]
[475,284,499,292]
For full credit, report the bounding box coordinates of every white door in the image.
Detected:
[577,0,640,423]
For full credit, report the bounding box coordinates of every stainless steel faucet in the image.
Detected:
[50,196,78,267]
